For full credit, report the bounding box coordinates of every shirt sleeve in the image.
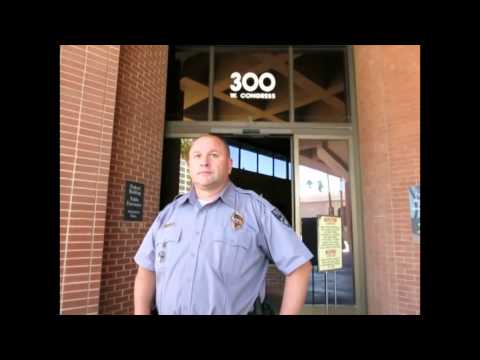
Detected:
[257,200,314,276]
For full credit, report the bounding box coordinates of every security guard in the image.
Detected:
[133,134,313,315]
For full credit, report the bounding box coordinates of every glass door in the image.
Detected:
[294,134,365,315]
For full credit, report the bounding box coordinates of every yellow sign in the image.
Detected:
[317,216,343,271]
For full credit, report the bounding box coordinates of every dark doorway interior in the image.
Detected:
[224,135,292,225]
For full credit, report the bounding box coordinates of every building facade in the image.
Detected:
[59,45,420,315]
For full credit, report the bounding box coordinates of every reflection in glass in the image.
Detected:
[166,46,210,121]
[229,145,239,169]
[258,154,273,176]
[293,47,348,123]
[274,158,287,179]
[179,138,193,194]
[166,46,349,123]
[240,149,257,172]
[299,139,355,305]
[214,46,290,122]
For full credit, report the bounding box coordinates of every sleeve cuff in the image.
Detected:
[134,255,155,272]
[281,254,314,276]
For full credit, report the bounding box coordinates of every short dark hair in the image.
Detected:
[188,134,231,159]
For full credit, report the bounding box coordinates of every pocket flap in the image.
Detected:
[155,225,181,244]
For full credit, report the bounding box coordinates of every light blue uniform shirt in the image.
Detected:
[134,181,313,315]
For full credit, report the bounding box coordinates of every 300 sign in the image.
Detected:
[230,72,276,92]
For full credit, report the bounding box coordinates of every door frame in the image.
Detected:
[294,133,366,315]
[163,127,367,315]
[162,45,367,314]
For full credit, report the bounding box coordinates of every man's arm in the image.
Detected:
[279,261,312,315]
[134,266,156,315]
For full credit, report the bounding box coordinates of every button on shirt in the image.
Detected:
[134,181,313,315]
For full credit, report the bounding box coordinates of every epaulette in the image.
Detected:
[173,193,186,201]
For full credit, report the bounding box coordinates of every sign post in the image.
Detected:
[317,215,343,314]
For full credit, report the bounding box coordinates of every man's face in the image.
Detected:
[188,136,232,191]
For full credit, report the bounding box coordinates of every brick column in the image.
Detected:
[99,46,169,314]
[354,45,420,314]
[60,45,120,314]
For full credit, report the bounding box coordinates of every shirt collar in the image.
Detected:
[180,181,236,209]
[218,181,236,209]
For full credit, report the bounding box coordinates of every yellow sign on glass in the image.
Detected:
[317,216,343,271]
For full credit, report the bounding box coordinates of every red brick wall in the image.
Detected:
[99,46,169,314]
[266,265,285,294]
[60,45,121,314]
[354,45,420,314]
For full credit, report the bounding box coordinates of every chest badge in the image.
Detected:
[231,211,244,230]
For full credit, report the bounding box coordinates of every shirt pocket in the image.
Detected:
[212,226,254,278]
[154,225,182,272]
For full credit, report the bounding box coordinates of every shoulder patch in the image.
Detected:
[271,207,290,227]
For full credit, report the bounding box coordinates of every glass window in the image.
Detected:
[165,46,210,121]
[213,46,290,122]
[258,154,273,176]
[229,145,239,168]
[240,149,257,172]
[165,45,351,124]
[293,46,349,123]
[274,158,287,179]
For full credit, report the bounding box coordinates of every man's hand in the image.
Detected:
[134,266,156,315]
[279,261,312,315]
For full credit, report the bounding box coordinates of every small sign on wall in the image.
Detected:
[124,181,144,221]
[409,185,420,240]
